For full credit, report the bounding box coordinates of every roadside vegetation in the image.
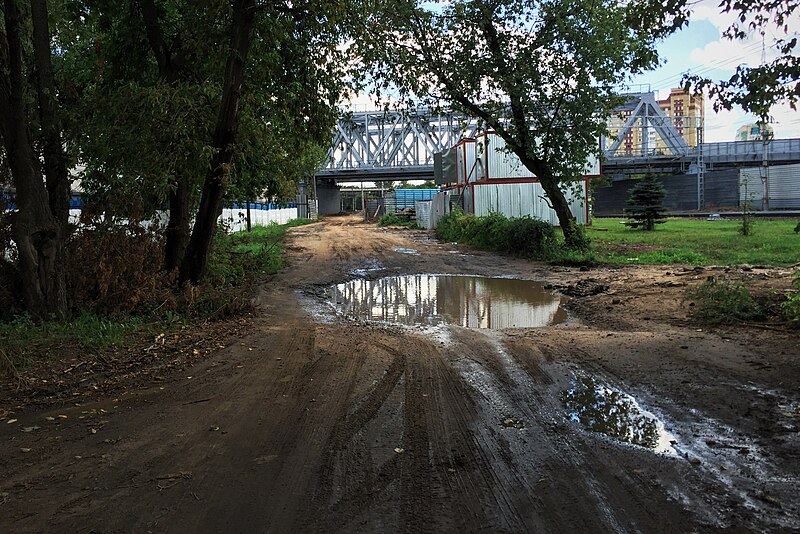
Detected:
[435,210,557,259]
[378,213,418,229]
[0,220,312,374]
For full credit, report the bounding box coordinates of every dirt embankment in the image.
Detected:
[1,214,798,533]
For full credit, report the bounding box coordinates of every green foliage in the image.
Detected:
[378,213,418,228]
[625,174,667,231]
[207,223,289,287]
[686,278,765,325]
[398,181,436,189]
[436,210,557,259]
[683,1,798,117]
[781,271,800,328]
[355,0,686,245]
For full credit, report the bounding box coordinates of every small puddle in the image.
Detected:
[562,375,677,455]
[330,274,566,328]
[393,248,418,255]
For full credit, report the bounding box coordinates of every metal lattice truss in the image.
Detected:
[604,92,691,159]
[320,109,480,179]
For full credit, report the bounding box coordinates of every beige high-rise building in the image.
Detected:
[607,88,704,156]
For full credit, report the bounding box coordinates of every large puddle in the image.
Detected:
[562,375,677,454]
[330,274,566,329]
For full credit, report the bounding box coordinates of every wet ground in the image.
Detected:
[1,214,799,532]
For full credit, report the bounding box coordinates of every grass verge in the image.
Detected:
[574,217,800,266]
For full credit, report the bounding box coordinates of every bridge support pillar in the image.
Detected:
[316,178,342,215]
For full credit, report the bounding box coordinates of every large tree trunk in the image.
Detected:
[164,176,190,272]
[138,0,192,271]
[0,0,66,317]
[519,155,587,250]
[31,0,69,227]
[179,0,257,284]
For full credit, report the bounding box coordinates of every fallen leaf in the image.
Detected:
[45,416,55,421]
[393,448,404,454]
[89,428,97,434]
[209,426,220,432]
[57,415,68,419]
[20,448,31,453]
[6,419,17,424]
[21,426,39,433]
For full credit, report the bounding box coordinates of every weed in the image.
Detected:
[686,278,764,325]
[781,271,800,328]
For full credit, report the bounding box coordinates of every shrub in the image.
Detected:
[378,213,417,228]
[781,271,800,328]
[436,209,557,259]
[686,277,764,325]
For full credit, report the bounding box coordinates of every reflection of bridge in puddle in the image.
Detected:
[331,274,566,329]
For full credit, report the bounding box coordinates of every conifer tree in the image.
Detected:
[626,174,667,231]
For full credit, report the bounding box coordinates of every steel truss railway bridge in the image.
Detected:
[317,96,800,197]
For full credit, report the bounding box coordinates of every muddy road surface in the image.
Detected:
[2,215,799,532]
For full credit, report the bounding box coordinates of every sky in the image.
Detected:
[344,0,800,143]
[629,0,800,142]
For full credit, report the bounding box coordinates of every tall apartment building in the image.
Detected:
[607,88,705,156]
[736,122,773,141]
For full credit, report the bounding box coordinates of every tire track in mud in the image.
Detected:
[307,342,408,531]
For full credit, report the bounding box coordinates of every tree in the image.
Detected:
[356,0,687,249]
[56,0,351,283]
[684,0,799,118]
[625,174,667,230]
[0,0,70,317]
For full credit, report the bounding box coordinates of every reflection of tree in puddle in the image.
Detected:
[562,376,660,450]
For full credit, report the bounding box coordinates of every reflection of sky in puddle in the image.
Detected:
[392,248,419,255]
[562,375,677,455]
[331,274,566,329]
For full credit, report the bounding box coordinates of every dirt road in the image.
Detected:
[2,215,799,532]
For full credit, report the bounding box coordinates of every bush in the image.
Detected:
[686,277,764,325]
[781,271,800,328]
[436,209,557,259]
[378,213,417,228]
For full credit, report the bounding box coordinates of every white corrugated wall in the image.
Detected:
[740,163,800,209]
[473,181,587,225]
[416,200,432,229]
[477,133,600,179]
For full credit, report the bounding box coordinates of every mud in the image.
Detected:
[1,214,799,533]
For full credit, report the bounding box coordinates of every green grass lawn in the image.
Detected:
[583,217,800,266]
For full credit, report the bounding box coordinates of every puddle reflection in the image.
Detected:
[331,274,566,329]
[562,375,677,454]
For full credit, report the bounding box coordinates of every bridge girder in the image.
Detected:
[318,109,480,180]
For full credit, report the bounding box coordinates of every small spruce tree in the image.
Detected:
[625,174,667,231]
